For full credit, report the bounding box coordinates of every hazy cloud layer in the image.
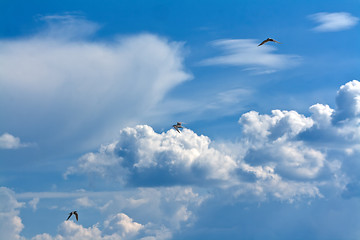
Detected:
[0,15,191,150]
[309,12,359,32]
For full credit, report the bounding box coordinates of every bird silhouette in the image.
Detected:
[66,211,78,221]
[258,38,282,46]
[173,122,184,133]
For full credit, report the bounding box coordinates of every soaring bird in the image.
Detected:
[66,211,78,221]
[258,38,282,46]
[173,122,184,133]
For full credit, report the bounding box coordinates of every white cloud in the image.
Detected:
[200,39,300,73]
[17,186,206,239]
[28,197,40,211]
[75,197,95,208]
[0,187,25,240]
[309,12,359,32]
[65,125,238,187]
[28,187,202,240]
[34,221,104,240]
[8,79,360,239]
[0,15,191,150]
[333,80,360,123]
[0,133,28,149]
[104,213,143,238]
[65,80,360,202]
[65,123,323,201]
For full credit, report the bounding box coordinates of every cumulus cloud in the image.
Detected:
[66,124,322,201]
[65,125,238,187]
[104,213,143,238]
[31,214,142,240]
[0,133,29,149]
[333,80,360,123]
[309,12,359,32]
[199,39,300,73]
[7,79,360,239]
[16,186,205,239]
[65,79,360,202]
[0,187,25,240]
[29,187,204,240]
[0,15,191,150]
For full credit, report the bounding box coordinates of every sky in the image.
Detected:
[0,0,360,239]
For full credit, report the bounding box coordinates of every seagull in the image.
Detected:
[258,38,282,46]
[173,122,184,133]
[66,211,78,221]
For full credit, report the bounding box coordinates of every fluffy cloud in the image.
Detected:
[0,187,25,240]
[15,186,205,240]
[309,12,359,32]
[66,80,360,202]
[32,221,104,240]
[0,133,28,149]
[66,124,323,201]
[333,80,360,123]
[29,187,204,240]
[200,39,300,73]
[31,214,142,240]
[65,125,238,187]
[103,213,143,238]
[7,80,360,239]
[0,15,191,150]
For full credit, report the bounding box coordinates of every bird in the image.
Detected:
[173,122,184,133]
[66,211,78,221]
[258,38,282,46]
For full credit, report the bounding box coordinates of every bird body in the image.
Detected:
[258,38,282,46]
[66,211,78,221]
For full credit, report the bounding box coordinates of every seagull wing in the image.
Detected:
[173,125,181,133]
[272,39,282,44]
[74,212,78,221]
[258,39,268,46]
[66,212,72,221]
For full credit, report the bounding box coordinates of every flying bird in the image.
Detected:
[173,122,184,133]
[66,211,78,221]
[258,38,282,46]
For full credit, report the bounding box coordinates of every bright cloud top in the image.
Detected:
[0,133,28,149]
[200,39,300,73]
[0,15,191,149]
[309,12,359,32]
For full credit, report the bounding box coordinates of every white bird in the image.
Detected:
[258,38,282,46]
[66,211,78,221]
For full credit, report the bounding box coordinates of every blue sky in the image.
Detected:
[1,0,360,239]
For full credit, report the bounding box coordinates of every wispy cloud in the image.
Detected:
[28,197,39,211]
[199,39,300,74]
[309,12,359,32]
